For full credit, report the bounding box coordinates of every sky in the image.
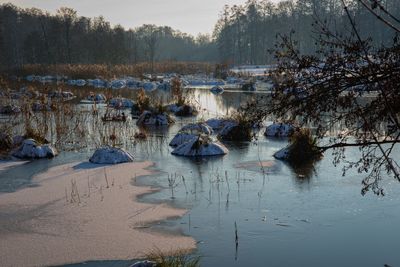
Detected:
[2,0,281,36]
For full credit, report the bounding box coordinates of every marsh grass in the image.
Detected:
[9,62,214,79]
[146,249,200,267]
[287,129,323,166]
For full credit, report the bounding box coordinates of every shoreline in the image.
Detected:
[0,160,29,172]
[0,160,196,267]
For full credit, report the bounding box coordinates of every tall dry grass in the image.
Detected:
[8,62,215,79]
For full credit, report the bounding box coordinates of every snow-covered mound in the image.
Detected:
[109,98,134,108]
[218,121,239,137]
[87,94,107,103]
[48,91,75,101]
[129,260,156,267]
[90,79,107,88]
[206,118,236,132]
[273,147,290,160]
[169,123,213,147]
[76,79,86,86]
[12,139,58,159]
[136,110,174,126]
[167,104,197,116]
[157,81,171,90]
[89,146,134,164]
[110,80,126,89]
[169,132,198,147]
[0,105,21,114]
[180,123,213,135]
[210,86,224,95]
[176,105,197,116]
[171,135,228,157]
[265,123,295,137]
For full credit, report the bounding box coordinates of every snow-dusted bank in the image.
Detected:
[0,161,195,267]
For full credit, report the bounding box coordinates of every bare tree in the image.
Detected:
[266,1,400,195]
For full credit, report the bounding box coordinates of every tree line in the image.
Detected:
[1,1,400,70]
[0,3,217,70]
[214,0,400,65]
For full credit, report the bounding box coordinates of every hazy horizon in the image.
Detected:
[1,0,282,36]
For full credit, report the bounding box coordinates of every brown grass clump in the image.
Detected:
[286,129,323,165]
[146,249,200,267]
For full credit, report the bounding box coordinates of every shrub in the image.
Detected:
[147,249,200,267]
[136,89,151,112]
[286,129,322,165]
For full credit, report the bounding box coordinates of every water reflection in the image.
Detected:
[1,88,400,267]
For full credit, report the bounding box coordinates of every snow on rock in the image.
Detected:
[180,123,213,135]
[264,123,295,137]
[169,132,198,147]
[174,104,197,117]
[110,80,126,89]
[0,105,21,114]
[210,86,224,95]
[87,94,107,103]
[273,146,290,160]
[218,121,239,137]
[166,104,180,113]
[12,139,58,159]
[75,79,86,86]
[109,98,134,108]
[142,82,156,91]
[129,260,156,267]
[165,103,197,116]
[89,146,134,164]
[205,118,235,131]
[157,81,171,90]
[136,110,174,126]
[172,135,228,157]
[169,123,213,147]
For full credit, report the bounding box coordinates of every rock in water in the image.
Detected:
[89,146,134,164]
[129,260,156,267]
[265,123,295,137]
[180,123,213,135]
[169,123,213,147]
[169,132,198,147]
[172,135,228,157]
[273,147,290,160]
[12,139,57,159]
[136,111,173,126]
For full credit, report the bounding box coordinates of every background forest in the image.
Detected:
[1,0,399,69]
